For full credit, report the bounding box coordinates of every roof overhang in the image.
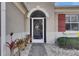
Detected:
[12,2,28,15]
[55,6,79,14]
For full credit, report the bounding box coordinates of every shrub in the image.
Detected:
[56,37,79,49]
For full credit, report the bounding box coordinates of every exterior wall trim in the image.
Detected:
[27,6,49,18]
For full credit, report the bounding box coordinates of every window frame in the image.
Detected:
[65,14,79,31]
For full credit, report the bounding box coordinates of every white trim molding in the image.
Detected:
[1,2,6,56]
[13,2,28,15]
[27,6,49,18]
[32,17,44,43]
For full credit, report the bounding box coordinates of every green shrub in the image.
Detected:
[56,37,79,49]
[56,37,67,47]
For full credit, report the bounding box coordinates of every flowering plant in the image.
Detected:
[6,32,15,55]
[15,39,24,56]
[6,41,15,50]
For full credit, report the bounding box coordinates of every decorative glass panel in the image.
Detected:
[33,19,43,39]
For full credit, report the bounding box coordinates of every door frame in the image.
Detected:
[30,17,46,43]
[31,17,44,43]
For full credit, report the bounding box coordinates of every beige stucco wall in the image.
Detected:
[24,2,56,43]
[6,2,25,35]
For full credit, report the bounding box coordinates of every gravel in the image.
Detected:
[45,44,79,56]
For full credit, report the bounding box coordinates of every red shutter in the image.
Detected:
[58,14,65,32]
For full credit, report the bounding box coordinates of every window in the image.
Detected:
[65,14,79,31]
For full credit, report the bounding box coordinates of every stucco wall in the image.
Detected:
[6,2,25,35]
[24,2,56,43]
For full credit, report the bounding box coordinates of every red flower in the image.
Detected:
[6,41,15,50]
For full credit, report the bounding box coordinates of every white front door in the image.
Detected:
[32,18,44,43]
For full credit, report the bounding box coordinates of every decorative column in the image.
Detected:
[1,2,6,56]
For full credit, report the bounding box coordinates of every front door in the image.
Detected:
[32,18,44,43]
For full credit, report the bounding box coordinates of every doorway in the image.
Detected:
[30,10,46,43]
